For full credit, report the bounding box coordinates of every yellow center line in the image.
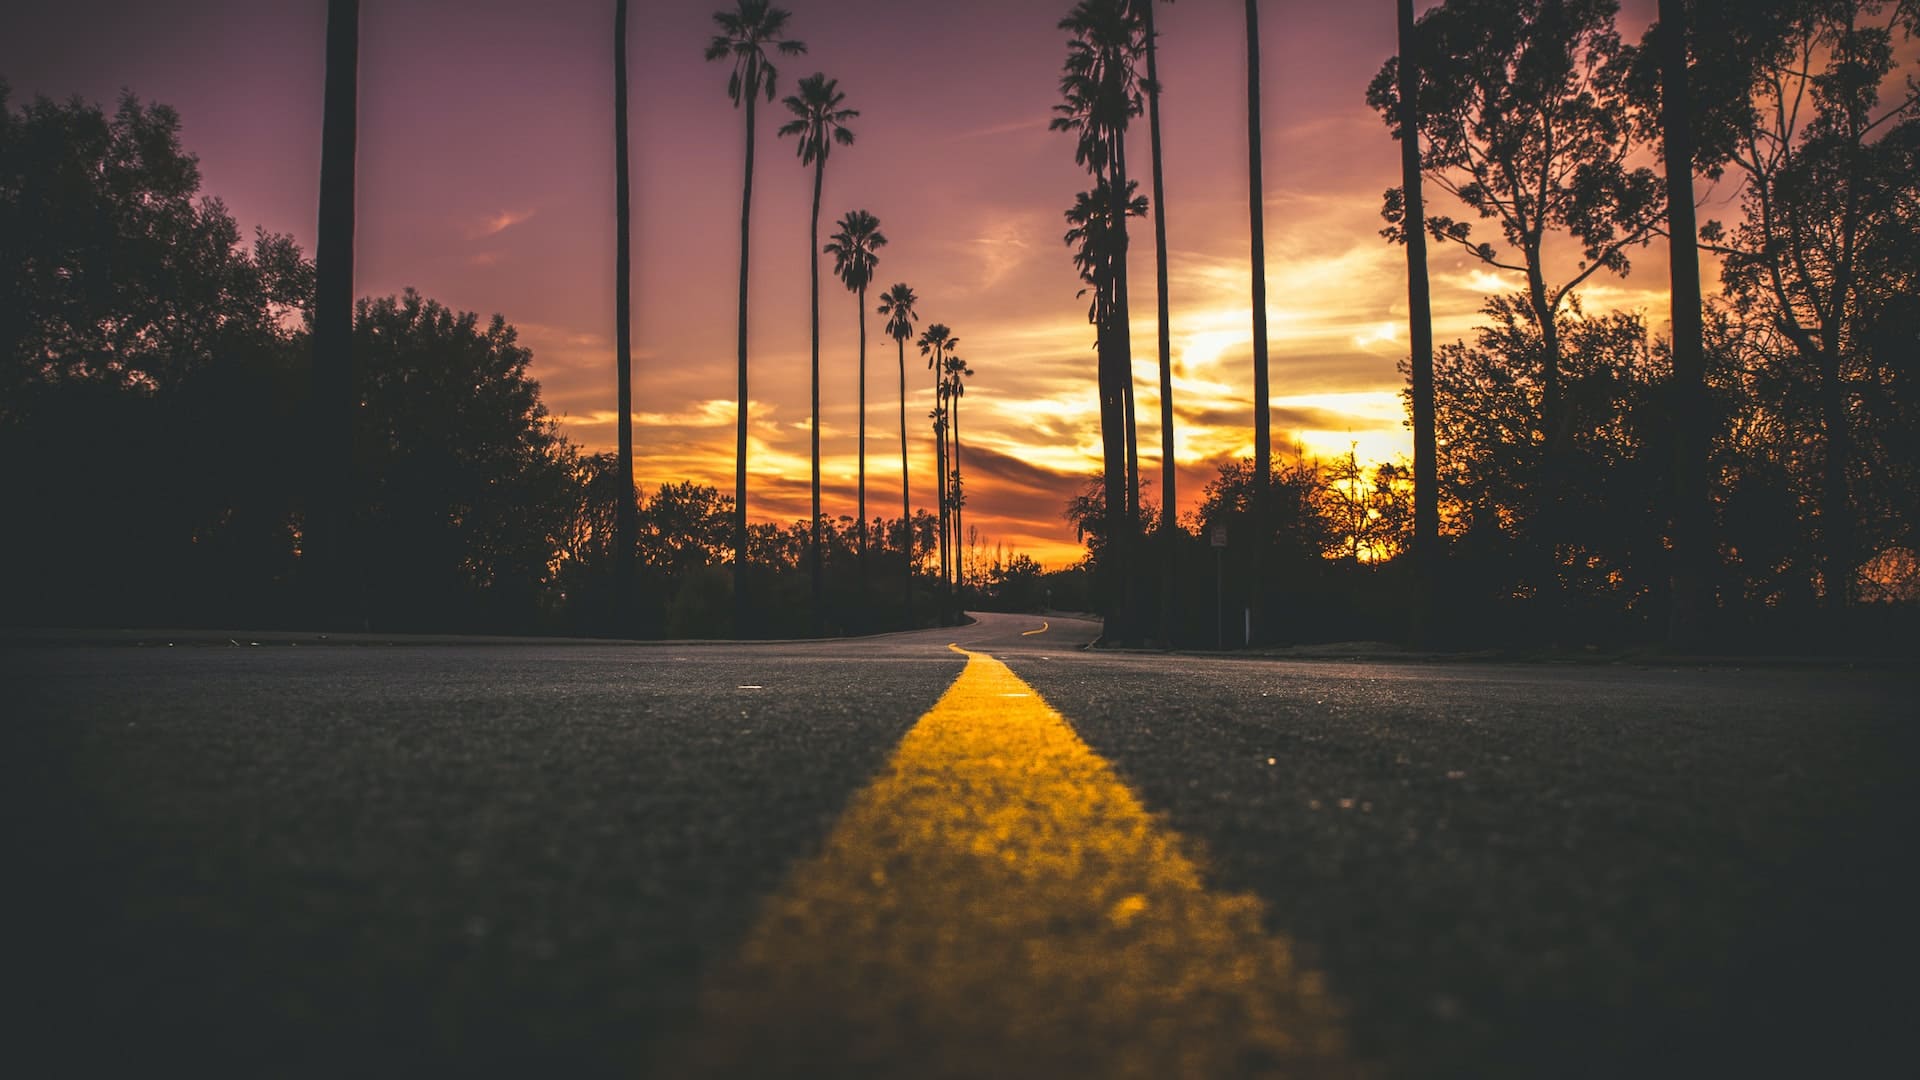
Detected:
[1021,620,1051,636]
[677,645,1358,1078]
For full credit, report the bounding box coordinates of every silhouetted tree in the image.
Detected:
[825,209,886,562]
[1419,295,1678,634]
[1054,0,1147,637]
[1063,177,1148,631]
[0,87,312,626]
[877,281,920,625]
[943,351,974,592]
[1648,0,1712,649]
[917,322,957,617]
[312,0,360,628]
[1244,0,1272,538]
[1689,0,1920,607]
[613,0,639,632]
[1133,0,1179,642]
[1386,0,1440,644]
[705,0,805,636]
[1063,181,1148,324]
[351,292,582,630]
[1370,0,1665,612]
[778,72,856,635]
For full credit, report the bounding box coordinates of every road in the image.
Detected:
[8,612,1913,1077]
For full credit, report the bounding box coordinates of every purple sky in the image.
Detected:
[5,0,1671,566]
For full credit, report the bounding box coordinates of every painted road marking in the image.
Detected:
[1021,620,1050,636]
[678,645,1356,1077]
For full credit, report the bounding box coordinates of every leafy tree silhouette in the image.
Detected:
[349,292,580,630]
[825,209,886,563]
[705,0,805,637]
[0,87,312,627]
[1370,0,1666,624]
[1667,0,1920,608]
[778,72,857,636]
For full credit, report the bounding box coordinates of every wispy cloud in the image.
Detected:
[946,115,1051,143]
[467,208,536,240]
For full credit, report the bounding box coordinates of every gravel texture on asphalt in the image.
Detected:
[9,614,1913,1078]
[1002,648,1916,1079]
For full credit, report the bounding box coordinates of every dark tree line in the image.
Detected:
[1378,0,1920,644]
[1056,0,1915,650]
[0,85,1024,636]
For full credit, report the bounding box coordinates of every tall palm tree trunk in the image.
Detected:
[1245,0,1271,644]
[808,154,825,636]
[934,400,949,621]
[613,0,638,635]
[733,85,758,637]
[1095,306,1126,627]
[1397,0,1437,645]
[952,395,964,596]
[898,337,913,628]
[312,0,359,631]
[856,284,868,566]
[1144,0,1177,645]
[1109,131,1140,642]
[1658,0,1710,647]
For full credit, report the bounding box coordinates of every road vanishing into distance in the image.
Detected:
[10,612,1914,1078]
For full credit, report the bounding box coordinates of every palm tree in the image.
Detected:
[930,396,950,608]
[877,282,919,626]
[825,209,887,565]
[613,0,638,633]
[778,73,857,636]
[1395,0,1436,644]
[705,0,805,636]
[918,323,957,619]
[1244,0,1271,639]
[1135,0,1177,643]
[1054,0,1146,638]
[944,352,974,594]
[312,0,359,629]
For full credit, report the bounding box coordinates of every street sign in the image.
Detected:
[1210,525,1228,548]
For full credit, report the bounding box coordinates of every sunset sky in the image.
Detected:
[5,0,1678,567]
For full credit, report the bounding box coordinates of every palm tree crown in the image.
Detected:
[778,72,858,163]
[826,210,887,294]
[1050,1,1146,172]
[705,0,806,106]
[1064,179,1147,322]
[878,282,918,342]
[918,323,957,370]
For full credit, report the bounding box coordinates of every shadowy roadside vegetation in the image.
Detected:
[0,85,967,638]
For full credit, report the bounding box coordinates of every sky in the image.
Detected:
[4,0,1673,567]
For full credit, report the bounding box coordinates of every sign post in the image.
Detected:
[1210,525,1228,649]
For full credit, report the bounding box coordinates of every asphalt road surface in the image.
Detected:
[9,613,1914,1077]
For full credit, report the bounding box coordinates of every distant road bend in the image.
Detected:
[11,611,1912,1077]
